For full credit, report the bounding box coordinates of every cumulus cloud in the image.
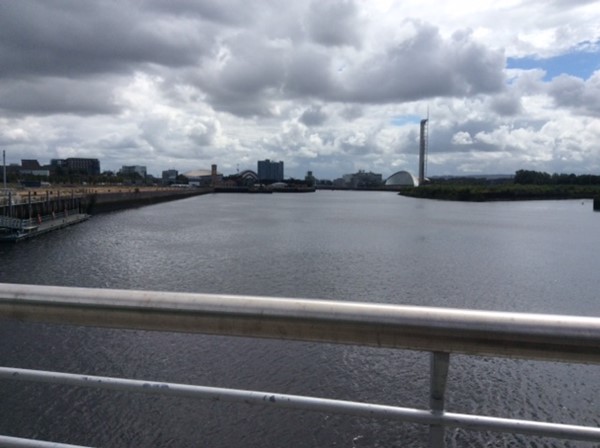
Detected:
[0,1,210,80]
[452,131,473,145]
[1,0,599,178]
[547,72,600,116]
[300,105,328,126]
[338,22,506,103]
[0,77,122,116]
[306,0,363,48]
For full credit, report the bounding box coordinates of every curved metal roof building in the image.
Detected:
[384,170,418,187]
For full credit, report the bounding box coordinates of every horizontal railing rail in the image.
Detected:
[0,282,599,447]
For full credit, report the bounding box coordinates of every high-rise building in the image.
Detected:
[162,169,178,184]
[257,159,284,182]
[120,165,147,178]
[64,158,101,176]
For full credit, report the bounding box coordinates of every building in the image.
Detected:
[120,165,147,178]
[21,160,41,170]
[20,159,50,177]
[339,170,383,188]
[304,171,316,187]
[53,158,101,176]
[239,170,259,185]
[257,159,284,182]
[67,158,100,175]
[384,170,418,187]
[162,169,178,185]
[182,168,222,187]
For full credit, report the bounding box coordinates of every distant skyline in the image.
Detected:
[1,1,599,179]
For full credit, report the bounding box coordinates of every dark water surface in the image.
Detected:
[0,191,598,447]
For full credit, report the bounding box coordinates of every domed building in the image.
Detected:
[384,170,419,187]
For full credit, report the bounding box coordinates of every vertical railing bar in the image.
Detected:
[429,351,450,448]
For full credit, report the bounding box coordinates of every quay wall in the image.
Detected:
[84,188,212,214]
[1,187,213,217]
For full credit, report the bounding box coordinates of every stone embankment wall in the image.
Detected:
[1,187,212,217]
[84,188,212,214]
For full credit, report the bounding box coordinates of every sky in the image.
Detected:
[1,1,599,180]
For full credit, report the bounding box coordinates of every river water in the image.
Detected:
[0,191,598,447]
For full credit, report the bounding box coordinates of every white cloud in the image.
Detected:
[1,0,599,178]
[452,132,473,145]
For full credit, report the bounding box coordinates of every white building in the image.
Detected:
[384,170,419,187]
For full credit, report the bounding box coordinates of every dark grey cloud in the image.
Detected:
[488,93,522,116]
[0,78,120,116]
[0,1,508,121]
[300,105,328,126]
[195,34,287,116]
[306,0,362,48]
[284,48,337,98]
[144,0,259,25]
[0,1,213,80]
[339,22,506,103]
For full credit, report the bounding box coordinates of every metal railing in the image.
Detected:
[0,215,24,230]
[0,282,599,447]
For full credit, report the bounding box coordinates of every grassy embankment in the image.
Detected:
[398,184,600,202]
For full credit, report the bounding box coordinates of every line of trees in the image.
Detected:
[514,170,600,185]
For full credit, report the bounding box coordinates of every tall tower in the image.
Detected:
[211,164,218,186]
[418,118,428,185]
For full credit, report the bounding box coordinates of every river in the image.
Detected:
[0,191,598,447]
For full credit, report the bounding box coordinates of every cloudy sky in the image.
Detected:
[1,1,599,179]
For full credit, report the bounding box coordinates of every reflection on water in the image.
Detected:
[0,192,599,447]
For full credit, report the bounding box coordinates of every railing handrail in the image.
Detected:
[0,216,23,229]
[0,282,599,364]
[1,282,600,447]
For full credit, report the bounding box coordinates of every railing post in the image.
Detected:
[429,351,450,448]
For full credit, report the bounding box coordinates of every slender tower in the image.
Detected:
[418,118,428,185]
[211,164,218,187]
[2,150,6,192]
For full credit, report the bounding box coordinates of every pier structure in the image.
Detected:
[0,186,211,242]
[0,211,89,242]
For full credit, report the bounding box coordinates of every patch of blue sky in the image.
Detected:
[390,114,422,126]
[507,45,600,81]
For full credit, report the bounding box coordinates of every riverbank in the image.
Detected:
[84,187,212,213]
[398,184,600,202]
[1,186,212,216]
[0,187,212,242]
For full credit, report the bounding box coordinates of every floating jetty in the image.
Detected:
[0,187,212,242]
[0,210,89,242]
